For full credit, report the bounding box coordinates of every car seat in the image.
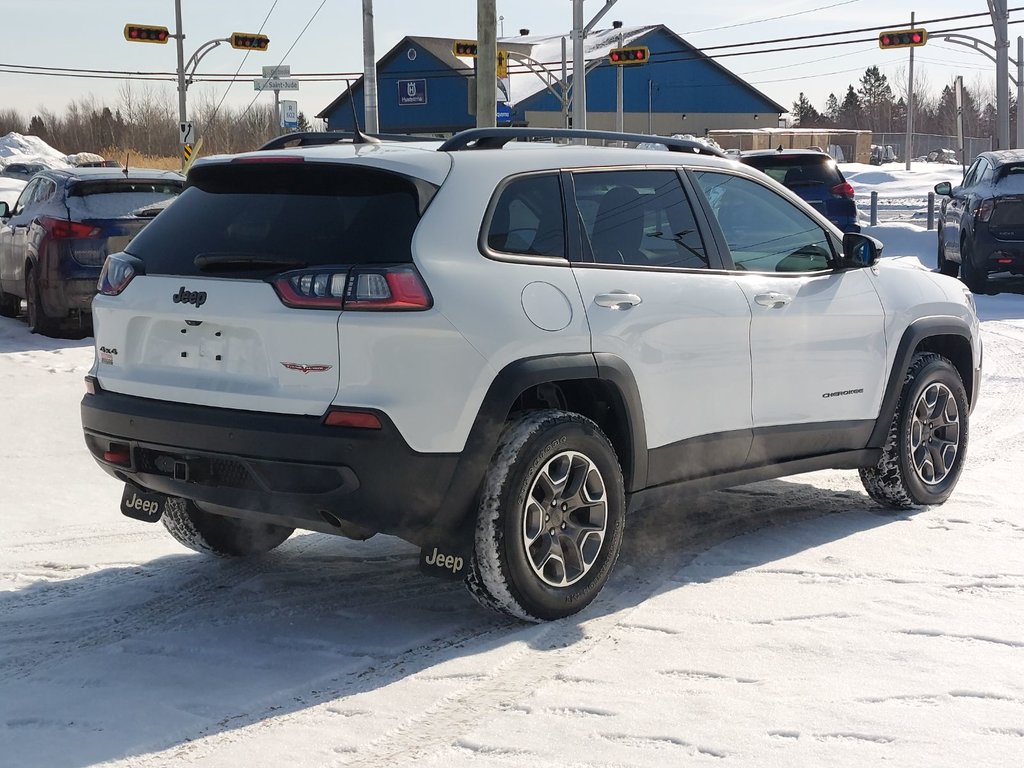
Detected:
[591,186,646,264]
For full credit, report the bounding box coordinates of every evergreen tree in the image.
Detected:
[824,93,840,125]
[839,85,864,128]
[791,92,822,127]
[28,115,47,141]
[858,66,895,131]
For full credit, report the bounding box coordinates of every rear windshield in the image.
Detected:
[996,163,1024,191]
[68,179,183,219]
[125,163,428,278]
[743,155,843,187]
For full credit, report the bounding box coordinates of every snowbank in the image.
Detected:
[0,132,70,170]
[0,176,26,208]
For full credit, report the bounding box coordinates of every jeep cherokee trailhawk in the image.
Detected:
[81,127,982,622]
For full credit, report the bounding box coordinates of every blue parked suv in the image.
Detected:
[740,148,860,233]
[0,167,182,335]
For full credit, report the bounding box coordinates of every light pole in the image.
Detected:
[570,0,618,134]
[990,0,1011,149]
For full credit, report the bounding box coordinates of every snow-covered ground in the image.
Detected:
[845,161,964,226]
[1,175,1023,767]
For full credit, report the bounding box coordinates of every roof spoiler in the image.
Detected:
[258,131,425,151]
[437,127,726,157]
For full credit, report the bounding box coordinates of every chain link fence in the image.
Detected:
[871,132,992,167]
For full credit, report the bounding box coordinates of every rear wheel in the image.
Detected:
[25,266,59,336]
[466,410,625,622]
[860,353,969,509]
[161,497,294,556]
[959,240,991,294]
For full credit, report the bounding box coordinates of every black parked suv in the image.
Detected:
[936,149,1024,294]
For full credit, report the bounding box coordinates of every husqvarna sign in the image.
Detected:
[398,79,427,105]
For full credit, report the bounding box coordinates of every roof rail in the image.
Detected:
[437,127,726,157]
[258,131,426,151]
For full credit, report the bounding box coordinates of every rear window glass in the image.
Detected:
[125,163,427,277]
[743,155,843,187]
[68,179,183,219]
[996,163,1024,190]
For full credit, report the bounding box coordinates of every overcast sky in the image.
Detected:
[0,0,1012,124]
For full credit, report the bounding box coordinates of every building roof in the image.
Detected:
[317,36,472,119]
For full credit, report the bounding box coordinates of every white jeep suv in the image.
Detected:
[81,128,981,622]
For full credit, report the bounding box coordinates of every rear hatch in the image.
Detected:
[62,177,183,267]
[92,158,438,416]
[989,164,1024,240]
[742,154,855,223]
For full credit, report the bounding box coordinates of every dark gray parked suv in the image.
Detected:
[936,149,1024,294]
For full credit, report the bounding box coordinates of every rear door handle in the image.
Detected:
[754,292,792,309]
[594,292,642,310]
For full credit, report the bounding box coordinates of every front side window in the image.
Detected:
[694,171,835,273]
[485,173,565,258]
[572,170,707,268]
[12,179,39,216]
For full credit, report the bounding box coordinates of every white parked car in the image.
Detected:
[81,127,982,622]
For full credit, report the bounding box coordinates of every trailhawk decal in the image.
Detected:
[281,363,333,374]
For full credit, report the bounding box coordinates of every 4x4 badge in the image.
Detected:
[281,362,333,374]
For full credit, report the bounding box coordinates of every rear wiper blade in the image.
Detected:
[194,252,307,271]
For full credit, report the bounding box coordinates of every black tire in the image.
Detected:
[25,266,59,336]
[959,239,991,294]
[860,353,969,509]
[0,288,20,318]
[467,410,625,622]
[161,497,294,556]
[936,231,958,277]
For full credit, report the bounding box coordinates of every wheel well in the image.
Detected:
[916,334,975,405]
[509,379,635,488]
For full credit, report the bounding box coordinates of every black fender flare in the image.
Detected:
[868,318,976,449]
[428,353,648,544]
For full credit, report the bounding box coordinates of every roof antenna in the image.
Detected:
[345,79,380,145]
[123,150,130,176]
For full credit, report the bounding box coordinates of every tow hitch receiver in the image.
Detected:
[120,483,167,523]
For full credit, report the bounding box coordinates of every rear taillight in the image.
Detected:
[830,182,855,198]
[271,266,432,311]
[40,216,100,240]
[97,253,138,295]
[974,199,995,222]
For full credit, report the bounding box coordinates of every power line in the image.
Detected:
[208,0,280,125]
[679,0,863,36]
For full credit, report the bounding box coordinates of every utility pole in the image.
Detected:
[991,0,1011,149]
[572,1,585,131]
[174,0,187,157]
[476,0,497,127]
[1018,36,1023,147]
[906,11,915,171]
[616,26,624,132]
[362,0,379,133]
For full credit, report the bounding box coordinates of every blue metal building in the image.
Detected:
[318,25,786,135]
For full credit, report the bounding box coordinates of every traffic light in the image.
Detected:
[124,24,170,44]
[609,46,649,65]
[878,29,928,49]
[453,40,478,57]
[230,33,270,51]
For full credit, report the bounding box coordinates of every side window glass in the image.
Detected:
[32,179,55,205]
[12,179,39,216]
[694,171,834,273]
[486,174,565,258]
[572,169,708,268]
[978,160,994,185]
[962,160,981,188]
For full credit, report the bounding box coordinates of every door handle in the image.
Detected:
[594,292,642,310]
[754,292,792,309]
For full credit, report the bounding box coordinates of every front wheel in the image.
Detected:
[860,353,969,509]
[936,230,958,277]
[161,498,294,556]
[467,410,625,622]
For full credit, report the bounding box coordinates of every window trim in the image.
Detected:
[565,166,723,273]
[477,169,571,267]
[685,167,842,276]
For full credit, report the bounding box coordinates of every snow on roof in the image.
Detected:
[499,26,657,106]
[0,132,71,169]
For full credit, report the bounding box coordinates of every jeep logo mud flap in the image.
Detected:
[419,544,470,580]
[120,483,166,523]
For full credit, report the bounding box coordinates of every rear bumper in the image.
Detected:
[81,385,460,543]
[969,230,1024,274]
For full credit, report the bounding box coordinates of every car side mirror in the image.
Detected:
[840,232,882,269]
[0,201,9,219]
[934,181,952,196]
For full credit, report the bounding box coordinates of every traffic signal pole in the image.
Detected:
[906,12,915,171]
[174,0,187,166]
[476,0,497,128]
